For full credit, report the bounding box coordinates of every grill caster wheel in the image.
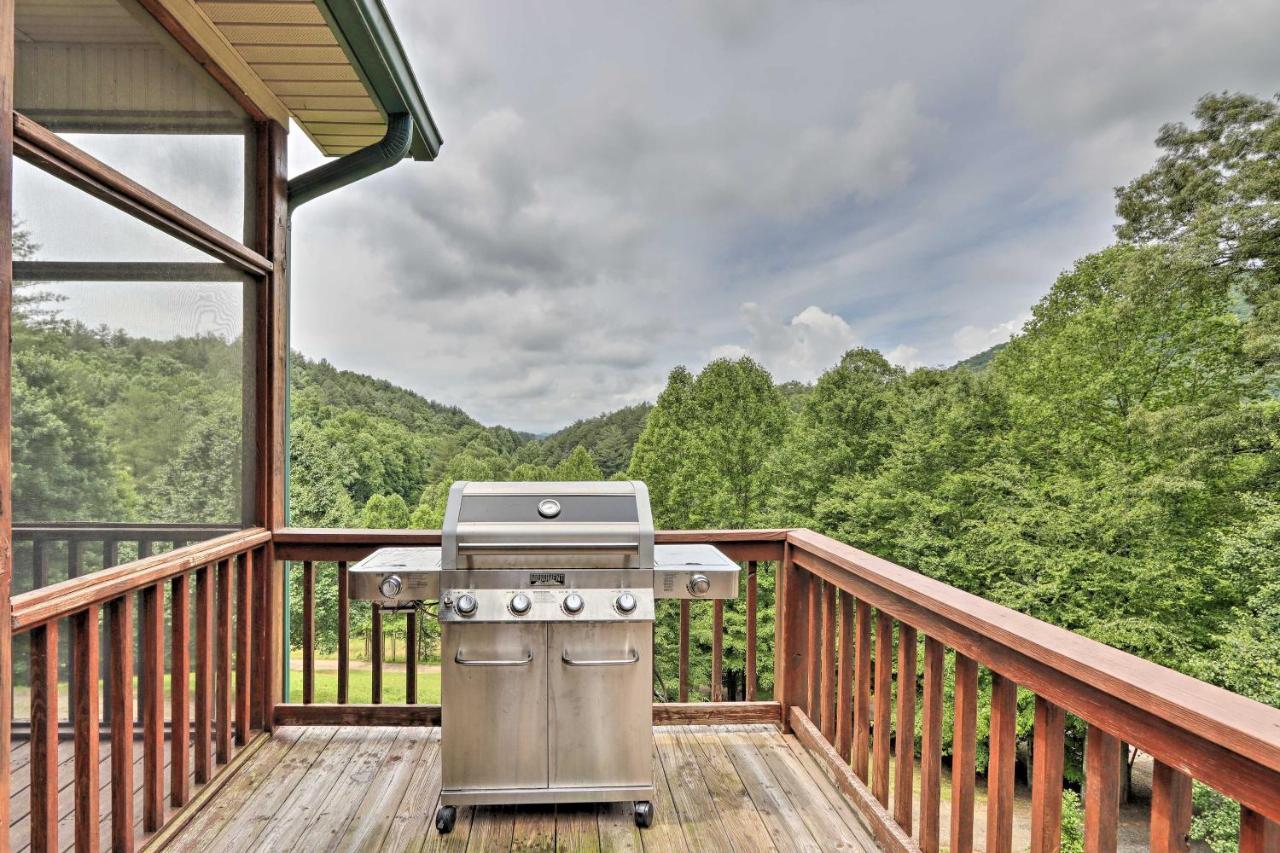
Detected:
[435,805,457,834]
[634,801,654,828]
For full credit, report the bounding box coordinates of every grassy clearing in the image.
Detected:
[286,667,441,704]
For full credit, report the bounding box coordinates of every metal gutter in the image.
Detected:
[287,112,413,211]
[314,0,443,161]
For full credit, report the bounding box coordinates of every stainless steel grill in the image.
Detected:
[348,480,740,833]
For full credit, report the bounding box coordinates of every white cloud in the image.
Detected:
[885,345,922,370]
[715,303,860,382]
[952,315,1030,357]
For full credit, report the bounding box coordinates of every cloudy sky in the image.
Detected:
[19,0,1279,433]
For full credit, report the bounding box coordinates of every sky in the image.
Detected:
[18,0,1280,433]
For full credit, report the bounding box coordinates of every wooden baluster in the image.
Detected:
[835,590,854,762]
[103,538,119,569]
[806,577,822,726]
[250,546,267,731]
[895,624,917,833]
[137,539,152,560]
[141,582,164,831]
[66,537,85,722]
[302,560,315,704]
[1240,807,1280,853]
[108,595,134,853]
[216,559,232,763]
[852,598,872,782]
[711,599,724,702]
[236,551,253,743]
[872,610,893,806]
[1031,697,1066,853]
[32,538,47,590]
[950,652,978,853]
[30,621,58,853]
[372,603,383,705]
[820,584,836,741]
[1150,761,1191,853]
[171,575,190,808]
[406,608,418,705]
[779,559,808,730]
[920,637,944,853]
[678,599,690,702]
[68,539,83,579]
[745,561,757,701]
[72,606,100,853]
[194,566,214,783]
[1083,724,1121,853]
[987,672,1017,853]
[337,561,349,704]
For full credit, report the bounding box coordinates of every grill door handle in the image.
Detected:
[458,542,639,552]
[453,649,534,667]
[561,649,641,667]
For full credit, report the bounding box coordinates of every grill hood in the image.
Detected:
[441,481,655,571]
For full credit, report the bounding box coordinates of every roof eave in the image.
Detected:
[314,0,443,161]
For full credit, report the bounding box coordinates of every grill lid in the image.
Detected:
[442,481,655,570]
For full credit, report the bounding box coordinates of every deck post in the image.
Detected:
[252,118,288,729]
[0,0,14,828]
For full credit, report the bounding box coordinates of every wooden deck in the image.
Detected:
[153,724,879,852]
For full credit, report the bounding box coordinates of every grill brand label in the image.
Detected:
[529,572,566,587]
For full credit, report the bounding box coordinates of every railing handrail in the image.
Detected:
[786,527,1280,822]
[10,527,271,632]
[272,526,790,564]
[13,521,239,532]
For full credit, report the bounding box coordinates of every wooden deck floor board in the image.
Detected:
[151,725,878,853]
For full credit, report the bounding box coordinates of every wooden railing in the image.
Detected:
[10,525,1280,852]
[779,529,1280,853]
[8,528,269,852]
[270,528,787,727]
[11,523,239,594]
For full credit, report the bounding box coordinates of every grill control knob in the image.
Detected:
[455,593,478,617]
[615,592,638,615]
[509,593,532,616]
[562,592,585,615]
[379,575,403,598]
[687,574,711,597]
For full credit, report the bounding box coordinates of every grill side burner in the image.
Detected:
[347,480,740,833]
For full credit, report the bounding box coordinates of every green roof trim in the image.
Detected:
[314,0,443,161]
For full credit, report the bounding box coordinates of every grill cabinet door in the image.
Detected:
[442,622,548,791]
[549,622,653,789]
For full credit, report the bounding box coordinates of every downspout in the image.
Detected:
[288,112,414,210]
[279,113,414,699]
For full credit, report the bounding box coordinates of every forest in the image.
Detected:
[10,92,1278,848]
